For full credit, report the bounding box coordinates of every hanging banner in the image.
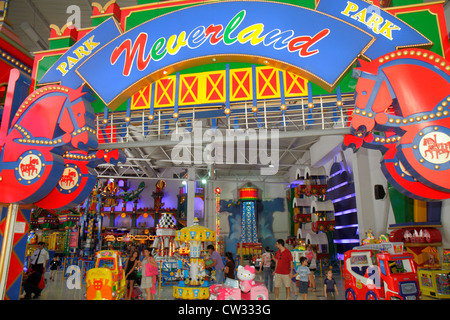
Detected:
[69,230,79,248]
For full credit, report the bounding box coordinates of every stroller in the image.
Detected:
[130,269,144,300]
[131,285,143,300]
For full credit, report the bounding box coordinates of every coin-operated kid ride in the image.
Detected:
[86,250,126,300]
[343,243,420,300]
[209,265,269,300]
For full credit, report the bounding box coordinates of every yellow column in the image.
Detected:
[0,203,19,299]
[413,199,427,223]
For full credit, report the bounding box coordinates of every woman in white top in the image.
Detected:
[140,247,158,300]
[258,246,274,292]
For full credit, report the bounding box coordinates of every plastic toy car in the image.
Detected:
[210,278,242,300]
[86,250,126,300]
[344,243,420,300]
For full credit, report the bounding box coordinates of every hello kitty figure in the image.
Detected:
[237,265,256,293]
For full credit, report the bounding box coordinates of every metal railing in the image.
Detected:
[96,93,355,147]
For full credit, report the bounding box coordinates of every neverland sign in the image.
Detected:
[33,0,450,202]
[38,0,431,110]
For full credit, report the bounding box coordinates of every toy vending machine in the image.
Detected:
[418,269,450,299]
[418,248,450,299]
[443,249,450,268]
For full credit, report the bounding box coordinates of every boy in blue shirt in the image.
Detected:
[324,269,339,300]
[293,256,310,300]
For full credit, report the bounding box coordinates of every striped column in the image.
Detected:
[84,216,95,255]
[64,227,70,255]
[87,217,94,239]
[0,204,31,300]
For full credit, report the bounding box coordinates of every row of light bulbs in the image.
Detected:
[101,100,343,124]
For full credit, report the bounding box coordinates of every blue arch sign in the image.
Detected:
[38,0,431,110]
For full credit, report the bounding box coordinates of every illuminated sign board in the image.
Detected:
[37,0,430,111]
[39,18,122,88]
[316,0,431,59]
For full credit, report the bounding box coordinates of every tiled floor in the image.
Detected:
[32,270,346,300]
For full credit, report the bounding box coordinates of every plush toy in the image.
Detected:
[237,265,256,293]
[27,231,38,245]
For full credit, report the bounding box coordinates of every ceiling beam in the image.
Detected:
[97,128,350,150]
[24,0,51,34]
[95,174,289,185]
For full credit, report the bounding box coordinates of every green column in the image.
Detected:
[388,183,414,224]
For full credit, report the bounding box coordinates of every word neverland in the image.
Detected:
[111,10,330,76]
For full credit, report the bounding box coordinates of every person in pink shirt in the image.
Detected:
[258,246,274,292]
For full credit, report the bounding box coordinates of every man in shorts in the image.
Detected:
[272,239,294,300]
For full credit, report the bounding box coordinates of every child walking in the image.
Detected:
[49,256,60,281]
[293,256,310,300]
[323,269,339,300]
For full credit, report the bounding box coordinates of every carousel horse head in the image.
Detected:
[349,48,450,142]
[0,83,99,204]
[344,48,450,200]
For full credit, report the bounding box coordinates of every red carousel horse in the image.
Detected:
[344,48,450,200]
[0,69,125,208]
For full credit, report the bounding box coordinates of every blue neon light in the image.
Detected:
[334,239,360,244]
[331,193,356,203]
[334,224,359,229]
[327,181,349,192]
[334,208,358,216]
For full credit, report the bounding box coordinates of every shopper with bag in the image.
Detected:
[141,247,158,300]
